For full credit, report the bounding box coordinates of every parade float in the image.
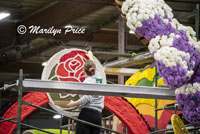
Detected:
[0,0,200,133]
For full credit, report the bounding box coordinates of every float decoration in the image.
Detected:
[121,0,200,125]
[41,49,106,116]
[124,64,181,129]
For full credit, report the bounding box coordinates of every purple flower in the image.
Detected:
[176,91,200,125]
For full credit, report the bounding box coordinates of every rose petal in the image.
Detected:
[56,63,69,77]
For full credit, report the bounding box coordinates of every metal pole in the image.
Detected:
[174,105,177,114]
[196,4,199,40]
[0,90,1,111]
[93,51,132,58]
[147,124,193,134]
[60,115,63,134]
[104,119,107,134]
[72,119,75,134]
[195,5,199,133]
[0,117,55,134]
[68,119,70,134]
[109,117,111,134]
[121,123,124,134]
[16,69,23,134]
[0,117,17,123]
[22,101,121,134]
[154,65,158,131]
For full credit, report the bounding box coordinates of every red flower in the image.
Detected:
[56,50,88,82]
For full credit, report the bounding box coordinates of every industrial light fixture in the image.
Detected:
[53,114,62,119]
[0,12,10,20]
[129,30,135,34]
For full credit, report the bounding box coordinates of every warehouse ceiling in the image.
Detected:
[0,0,199,115]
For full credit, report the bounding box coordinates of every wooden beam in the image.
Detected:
[104,67,138,76]
[0,38,59,63]
[20,1,59,22]
[94,51,132,57]
[41,30,144,46]
[84,7,119,34]
[104,52,154,68]
[118,16,126,84]
[18,0,113,44]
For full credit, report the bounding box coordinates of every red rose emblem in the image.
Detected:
[56,50,89,82]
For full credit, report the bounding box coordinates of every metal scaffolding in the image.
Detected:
[15,79,175,100]
[0,69,176,134]
[1,70,123,134]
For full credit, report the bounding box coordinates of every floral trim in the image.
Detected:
[124,97,156,107]
[157,78,166,86]
[122,0,173,32]
[125,65,155,86]
[125,65,159,107]
[175,83,200,95]
[176,83,200,125]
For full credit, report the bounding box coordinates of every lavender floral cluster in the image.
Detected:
[122,0,200,125]
[176,80,200,124]
[175,65,200,125]
[135,14,173,40]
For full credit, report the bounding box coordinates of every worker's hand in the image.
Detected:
[86,51,94,61]
[67,100,78,107]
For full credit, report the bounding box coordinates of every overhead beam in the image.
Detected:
[42,30,144,45]
[84,7,119,34]
[0,38,60,63]
[104,52,154,68]
[167,2,194,12]
[0,1,21,8]
[0,72,39,78]
[166,0,200,4]
[54,0,115,6]
[20,1,59,22]
[14,79,175,100]
[104,67,138,76]
[177,10,198,20]
[65,41,146,52]
[94,51,132,57]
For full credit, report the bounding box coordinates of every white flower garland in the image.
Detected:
[154,46,190,67]
[122,0,173,31]
[170,19,200,53]
[122,0,200,54]
[148,34,180,53]
[175,83,200,95]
